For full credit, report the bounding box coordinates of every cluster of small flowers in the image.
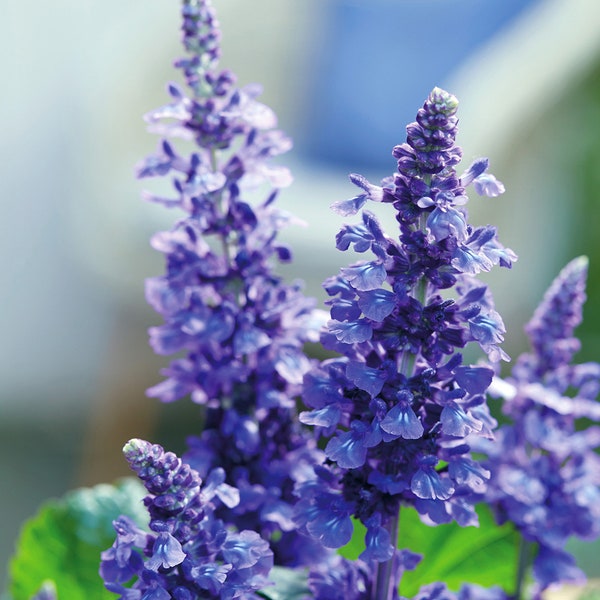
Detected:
[100,439,272,599]
[479,256,600,596]
[98,0,600,599]
[136,0,327,566]
[295,87,516,569]
[282,549,508,600]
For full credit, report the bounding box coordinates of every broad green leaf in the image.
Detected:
[338,518,367,561]
[340,504,519,597]
[258,566,310,600]
[8,478,146,600]
[398,505,518,596]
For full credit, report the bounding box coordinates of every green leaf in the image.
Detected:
[399,504,519,596]
[8,478,146,600]
[257,566,310,600]
[340,504,519,597]
[338,519,367,561]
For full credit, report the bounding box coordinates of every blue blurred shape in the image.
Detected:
[302,0,542,169]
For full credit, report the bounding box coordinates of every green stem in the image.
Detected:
[210,147,218,172]
[372,195,430,600]
[373,510,401,600]
[414,272,428,306]
[512,535,531,600]
[210,148,231,264]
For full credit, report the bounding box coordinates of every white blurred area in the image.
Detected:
[2,0,600,586]
[0,0,321,418]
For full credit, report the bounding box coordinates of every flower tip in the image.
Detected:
[570,255,589,274]
[123,438,149,460]
[429,86,459,113]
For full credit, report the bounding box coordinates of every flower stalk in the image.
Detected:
[374,511,400,600]
[135,0,329,568]
[298,87,516,598]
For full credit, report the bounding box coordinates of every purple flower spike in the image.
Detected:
[138,0,329,568]
[479,256,600,593]
[525,255,588,372]
[101,439,273,599]
[299,88,515,565]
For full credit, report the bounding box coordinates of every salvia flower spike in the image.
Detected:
[480,256,600,597]
[297,87,516,597]
[100,439,273,599]
[138,0,327,566]
[96,1,600,598]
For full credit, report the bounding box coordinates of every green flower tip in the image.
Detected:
[429,86,459,115]
[123,438,149,462]
[571,255,589,273]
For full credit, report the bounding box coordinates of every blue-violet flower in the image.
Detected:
[480,256,600,596]
[139,0,327,566]
[297,88,517,579]
[100,439,273,599]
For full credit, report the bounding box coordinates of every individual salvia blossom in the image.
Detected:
[100,439,273,599]
[138,0,326,565]
[296,88,517,580]
[478,257,600,597]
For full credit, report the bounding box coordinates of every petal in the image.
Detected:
[148,325,187,355]
[452,245,494,275]
[358,289,397,321]
[274,346,311,384]
[300,405,342,428]
[469,310,506,346]
[330,297,361,321]
[427,206,467,242]
[360,523,393,563]
[460,157,489,187]
[474,173,505,197]
[145,532,186,571]
[346,361,387,397]
[328,319,373,344]
[411,468,454,500]
[448,458,490,492]
[222,530,272,569]
[533,547,585,590]
[455,366,494,395]
[331,194,368,217]
[306,499,353,548]
[340,262,387,291]
[145,277,187,315]
[380,403,424,439]
[325,430,368,469]
[233,326,270,355]
[191,563,232,594]
[441,403,483,437]
[335,222,374,252]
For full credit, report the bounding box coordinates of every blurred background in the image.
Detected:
[2,0,600,588]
